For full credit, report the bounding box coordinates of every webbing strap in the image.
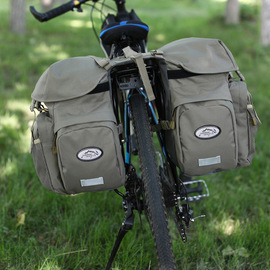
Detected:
[123,46,155,101]
[167,69,199,79]
[87,82,110,95]
[236,70,245,81]
[92,56,112,71]
[152,120,175,132]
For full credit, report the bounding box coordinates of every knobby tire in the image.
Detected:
[130,94,177,270]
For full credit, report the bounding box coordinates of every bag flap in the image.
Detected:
[159,38,239,74]
[31,56,108,102]
[52,91,116,132]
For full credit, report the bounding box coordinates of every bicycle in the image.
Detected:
[30,1,210,269]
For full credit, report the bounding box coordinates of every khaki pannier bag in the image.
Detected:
[159,38,261,176]
[30,56,125,195]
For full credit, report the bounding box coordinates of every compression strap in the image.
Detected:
[123,46,155,101]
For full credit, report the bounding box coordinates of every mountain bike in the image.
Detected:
[30,1,209,269]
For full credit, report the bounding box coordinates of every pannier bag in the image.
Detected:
[160,38,261,176]
[30,56,125,195]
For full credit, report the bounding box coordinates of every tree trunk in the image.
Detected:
[10,0,26,34]
[226,0,240,24]
[261,0,270,46]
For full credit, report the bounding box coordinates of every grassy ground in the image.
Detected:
[0,0,269,269]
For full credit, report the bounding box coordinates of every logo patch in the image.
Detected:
[77,147,103,161]
[195,125,221,139]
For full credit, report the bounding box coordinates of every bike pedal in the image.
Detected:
[183,180,209,202]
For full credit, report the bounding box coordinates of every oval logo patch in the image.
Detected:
[195,125,221,139]
[77,147,103,161]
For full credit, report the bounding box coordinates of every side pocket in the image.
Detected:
[31,112,66,194]
[56,121,125,194]
[229,80,261,167]
[174,100,238,176]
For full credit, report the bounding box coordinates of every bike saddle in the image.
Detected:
[100,13,149,45]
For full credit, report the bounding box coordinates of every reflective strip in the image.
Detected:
[198,156,221,167]
[80,177,104,187]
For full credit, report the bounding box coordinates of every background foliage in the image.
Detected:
[0,0,269,269]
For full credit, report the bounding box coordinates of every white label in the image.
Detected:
[199,156,221,167]
[195,126,221,139]
[80,177,104,187]
[77,147,103,161]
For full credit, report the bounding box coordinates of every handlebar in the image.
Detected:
[29,0,90,22]
[30,0,126,22]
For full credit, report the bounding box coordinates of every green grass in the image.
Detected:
[1,0,269,269]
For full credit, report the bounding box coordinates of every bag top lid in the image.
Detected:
[159,38,239,74]
[31,56,107,102]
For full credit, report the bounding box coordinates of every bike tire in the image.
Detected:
[129,94,177,270]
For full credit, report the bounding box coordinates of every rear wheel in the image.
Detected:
[129,94,176,270]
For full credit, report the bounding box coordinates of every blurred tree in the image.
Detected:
[10,0,26,34]
[261,0,270,46]
[225,0,240,24]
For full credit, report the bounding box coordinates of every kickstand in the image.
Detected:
[105,203,135,270]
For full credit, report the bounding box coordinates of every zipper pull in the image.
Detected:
[247,104,258,126]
